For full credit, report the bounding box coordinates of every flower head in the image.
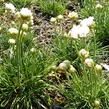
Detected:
[96,4,103,9]
[22,24,28,31]
[85,58,94,68]
[68,11,78,20]
[57,15,64,20]
[8,39,15,45]
[5,3,15,13]
[79,49,89,58]
[80,17,95,28]
[20,8,32,20]
[95,64,102,72]
[8,28,18,36]
[50,17,57,23]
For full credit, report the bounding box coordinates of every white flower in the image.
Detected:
[57,15,64,20]
[68,25,79,39]
[68,25,90,39]
[58,62,68,70]
[96,4,103,9]
[95,64,102,72]
[5,3,15,13]
[22,32,27,37]
[8,39,15,45]
[8,28,18,35]
[68,11,78,19]
[85,58,94,67]
[78,25,90,38]
[20,8,32,20]
[79,49,89,58]
[80,17,95,28]
[22,24,28,31]
[50,17,57,23]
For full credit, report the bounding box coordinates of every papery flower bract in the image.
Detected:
[95,64,102,72]
[20,8,32,21]
[5,3,15,13]
[68,11,78,20]
[79,49,89,58]
[8,39,15,45]
[57,15,64,20]
[50,17,57,23]
[85,58,94,68]
[96,4,103,9]
[8,28,18,36]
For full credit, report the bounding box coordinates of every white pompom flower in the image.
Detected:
[20,8,32,20]
[5,3,16,13]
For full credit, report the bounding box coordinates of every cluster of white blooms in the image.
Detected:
[68,24,90,39]
[68,16,95,39]
[5,3,16,13]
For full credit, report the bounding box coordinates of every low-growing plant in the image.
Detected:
[38,0,66,16]
[80,0,109,45]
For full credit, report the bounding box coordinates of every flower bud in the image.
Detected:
[30,48,36,53]
[8,39,15,45]
[79,49,89,58]
[68,12,78,20]
[22,32,27,37]
[50,17,57,23]
[96,4,103,9]
[69,65,76,73]
[58,62,67,70]
[94,100,100,107]
[95,64,102,72]
[85,58,94,68]
[57,15,64,20]
[15,12,21,18]
[63,60,71,68]
[8,28,18,36]
[22,24,28,31]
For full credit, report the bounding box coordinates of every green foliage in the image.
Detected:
[38,0,66,16]
[8,0,35,8]
[80,0,109,45]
